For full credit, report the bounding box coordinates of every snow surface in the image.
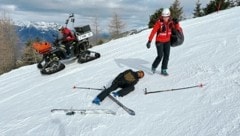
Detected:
[1,7,240,136]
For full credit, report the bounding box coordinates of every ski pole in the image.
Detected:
[73,86,103,91]
[144,83,205,95]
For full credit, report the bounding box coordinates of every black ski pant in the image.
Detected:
[152,42,171,70]
[97,84,135,101]
[62,41,74,55]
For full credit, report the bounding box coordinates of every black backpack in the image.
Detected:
[171,27,184,47]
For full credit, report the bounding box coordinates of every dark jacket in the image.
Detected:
[96,69,140,101]
[112,69,139,88]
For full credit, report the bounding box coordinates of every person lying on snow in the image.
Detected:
[92,69,145,105]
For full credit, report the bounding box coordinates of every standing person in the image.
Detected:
[92,69,144,105]
[146,8,181,76]
[58,26,76,58]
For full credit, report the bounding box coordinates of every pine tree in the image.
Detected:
[170,0,184,21]
[236,0,240,6]
[0,12,18,74]
[148,8,163,28]
[92,15,101,46]
[21,39,42,66]
[229,0,236,7]
[193,0,204,18]
[97,39,104,45]
[108,12,125,39]
[203,0,231,15]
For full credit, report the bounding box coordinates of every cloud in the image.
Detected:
[0,0,211,32]
[0,4,17,12]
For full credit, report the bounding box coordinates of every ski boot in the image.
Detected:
[92,97,101,105]
[151,67,156,74]
[161,69,169,76]
[112,92,119,97]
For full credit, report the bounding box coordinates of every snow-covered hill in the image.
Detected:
[1,7,240,136]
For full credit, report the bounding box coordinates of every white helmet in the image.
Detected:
[162,8,171,17]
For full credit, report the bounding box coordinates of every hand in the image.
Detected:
[172,18,179,24]
[146,41,151,49]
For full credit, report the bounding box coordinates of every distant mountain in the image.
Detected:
[15,21,59,44]
[14,20,146,53]
[14,21,60,58]
[14,21,147,44]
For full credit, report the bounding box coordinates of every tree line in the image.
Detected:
[91,12,125,45]
[149,0,240,28]
[0,13,43,75]
[0,13,18,75]
[193,0,239,18]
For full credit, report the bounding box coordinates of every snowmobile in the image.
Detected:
[32,14,100,75]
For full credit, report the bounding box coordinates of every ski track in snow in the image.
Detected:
[0,7,240,136]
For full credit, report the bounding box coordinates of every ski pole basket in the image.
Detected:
[32,42,52,54]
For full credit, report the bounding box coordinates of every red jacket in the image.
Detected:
[61,27,76,42]
[148,18,180,43]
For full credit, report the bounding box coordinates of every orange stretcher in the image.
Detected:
[32,42,52,54]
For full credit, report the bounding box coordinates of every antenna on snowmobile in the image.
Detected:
[69,13,74,18]
[71,18,75,23]
[65,13,75,27]
[65,19,69,27]
[70,13,75,27]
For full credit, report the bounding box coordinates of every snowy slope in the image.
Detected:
[1,7,240,136]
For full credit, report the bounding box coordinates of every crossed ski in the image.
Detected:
[72,84,204,116]
[74,86,135,116]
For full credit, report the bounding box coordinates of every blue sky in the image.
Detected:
[0,0,211,31]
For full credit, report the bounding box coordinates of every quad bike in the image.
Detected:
[32,14,100,75]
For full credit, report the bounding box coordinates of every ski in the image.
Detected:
[73,86,136,116]
[51,108,116,115]
[102,86,135,116]
[107,94,135,116]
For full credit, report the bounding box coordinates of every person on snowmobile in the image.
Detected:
[92,69,145,105]
[58,25,76,58]
[146,8,181,76]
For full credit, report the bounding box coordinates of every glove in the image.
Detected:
[172,18,179,24]
[146,41,151,49]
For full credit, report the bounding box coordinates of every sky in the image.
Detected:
[0,0,211,31]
